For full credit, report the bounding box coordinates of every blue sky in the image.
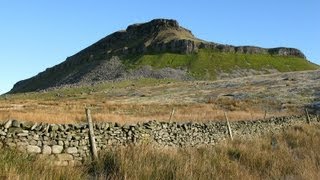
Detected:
[0,1,319,94]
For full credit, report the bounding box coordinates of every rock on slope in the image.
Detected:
[9,19,315,93]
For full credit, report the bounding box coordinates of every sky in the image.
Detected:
[0,0,319,94]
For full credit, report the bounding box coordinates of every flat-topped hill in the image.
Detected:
[9,19,318,93]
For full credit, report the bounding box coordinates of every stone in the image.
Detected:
[63,124,70,130]
[49,124,59,132]
[37,140,42,147]
[70,141,79,147]
[27,145,41,153]
[42,145,52,154]
[12,120,21,128]
[122,124,130,130]
[66,147,78,154]
[55,153,74,161]
[43,125,49,133]
[0,130,6,136]
[21,121,34,129]
[58,124,64,131]
[33,134,40,140]
[29,139,38,145]
[17,133,28,137]
[50,140,58,145]
[103,123,110,130]
[67,135,72,141]
[31,123,38,130]
[4,120,12,129]
[52,145,63,154]
[8,127,23,133]
[73,136,81,140]
[17,145,27,152]
[17,142,28,147]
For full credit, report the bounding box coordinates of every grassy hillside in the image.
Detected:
[10,48,318,93]
[126,49,319,79]
[1,69,319,124]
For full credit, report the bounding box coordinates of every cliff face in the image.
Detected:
[9,19,313,93]
[61,18,306,65]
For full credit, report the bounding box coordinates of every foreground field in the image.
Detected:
[1,124,319,179]
[1,70,319,124]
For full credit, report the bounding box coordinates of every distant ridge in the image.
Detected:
[9,19,318,93]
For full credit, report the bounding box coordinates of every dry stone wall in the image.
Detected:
[0,115,318,166]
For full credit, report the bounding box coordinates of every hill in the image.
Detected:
[9,19,318,93]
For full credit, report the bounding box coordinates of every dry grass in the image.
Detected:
[0,149,86,179]
[89,124,320,179]
[0,99,288,124]
[1,69,318,124]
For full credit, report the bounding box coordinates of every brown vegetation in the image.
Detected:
[89,124,320,179]
[2,70,318,124]
[1,124,319,179]
[0,99,288,124]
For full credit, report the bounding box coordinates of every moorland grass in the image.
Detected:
[90,124,320,179]
[2,124,318,179]
[0,148,86,179]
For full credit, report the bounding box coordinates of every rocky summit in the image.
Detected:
[9,19,318,93]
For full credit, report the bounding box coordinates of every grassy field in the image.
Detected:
[1,124,319,179]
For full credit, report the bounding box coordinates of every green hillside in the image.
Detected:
[125,49,319,79]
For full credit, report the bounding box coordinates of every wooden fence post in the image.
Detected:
[85,108,98,160]
[305,108,311,124]
[263,110,267,120]
[169,108,175,122]
[224,112,233,141]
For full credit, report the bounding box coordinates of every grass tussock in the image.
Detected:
[89,124,320,180]
[0,149,86,179]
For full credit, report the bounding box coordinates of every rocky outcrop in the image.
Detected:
[198,42,306,58]
[55,18,306,60]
